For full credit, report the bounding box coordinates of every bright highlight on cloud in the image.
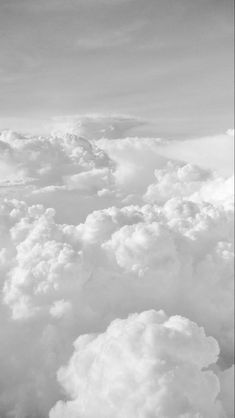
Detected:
[0,116,234,417]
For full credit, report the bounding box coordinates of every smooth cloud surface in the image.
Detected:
[0,118,234,417]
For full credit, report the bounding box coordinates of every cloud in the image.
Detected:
[155,131,234,177]
[0,121,233,417]
[49,310,223,418]
[143,161,234,209]
[50,114,145,139]
[2,186,233,358]
[226,128,234,137]
[75,21,144,50]
[103,221,179,276]
[218,365,234,418]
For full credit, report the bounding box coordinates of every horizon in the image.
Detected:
[0,0,234,138]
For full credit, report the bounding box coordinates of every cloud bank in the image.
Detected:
[0,117,234,417]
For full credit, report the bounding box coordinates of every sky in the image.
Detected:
[0,0,234,137]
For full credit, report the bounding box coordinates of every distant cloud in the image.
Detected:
[51,113,145,139]
[75,21,145,50]
[226,128,234,137]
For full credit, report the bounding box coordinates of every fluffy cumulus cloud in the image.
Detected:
[0,120,234,417]
[49,310,224,418]
[143,161,234,208]
[0,129,113,191]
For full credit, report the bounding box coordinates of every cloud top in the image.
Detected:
[50,310,223,418]
[0,122,233,417]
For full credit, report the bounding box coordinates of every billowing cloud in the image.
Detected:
[143,161,234,208]
[0,121,233,417]
[50,310,223,418]
[154,130,234,177]
[0,129,113,189]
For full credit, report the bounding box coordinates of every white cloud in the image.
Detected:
[143,161,234,209]
[155,131,234,177]
[50,114,144,140]
[226,128,234,137]
[0,121,233,417]
[50,299,72,319]
[103,221,179,277]
[50,310,223,418]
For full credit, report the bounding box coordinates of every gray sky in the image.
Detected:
[0,0,234,137]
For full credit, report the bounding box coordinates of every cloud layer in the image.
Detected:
[0,121,233,417]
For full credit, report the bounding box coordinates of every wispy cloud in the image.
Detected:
[75,21,145,50]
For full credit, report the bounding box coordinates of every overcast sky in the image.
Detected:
[0,0,233,137]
